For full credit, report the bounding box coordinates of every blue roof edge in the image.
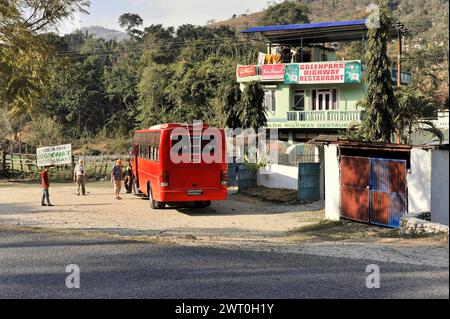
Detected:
[241,19,368,33]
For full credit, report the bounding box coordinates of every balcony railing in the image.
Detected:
[286,110,363,122]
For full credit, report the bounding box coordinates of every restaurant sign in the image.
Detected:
[296,61,362,84]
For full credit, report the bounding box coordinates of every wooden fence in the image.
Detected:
[0,151,130,180]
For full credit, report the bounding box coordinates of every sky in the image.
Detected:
[59,0,274,34]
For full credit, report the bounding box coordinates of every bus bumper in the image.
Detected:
[158,189,227,202]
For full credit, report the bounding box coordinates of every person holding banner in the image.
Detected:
[73,159,87,196]
[40,166,54,207]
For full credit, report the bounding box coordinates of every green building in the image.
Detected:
[237,19,410,143]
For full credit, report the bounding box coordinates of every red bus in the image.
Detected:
[132,123,228,209]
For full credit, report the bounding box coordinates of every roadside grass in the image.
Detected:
[287,220,449,242]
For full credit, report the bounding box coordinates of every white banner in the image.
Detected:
[37,144,72,167]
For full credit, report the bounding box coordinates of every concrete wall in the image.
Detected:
[258,164,298,190]
[407,148,432,214]
[431,150,449,225]
[324,144,340,221]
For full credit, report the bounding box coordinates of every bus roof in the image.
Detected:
[136,123,210,132]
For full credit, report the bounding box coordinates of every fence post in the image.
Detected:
[93,157,97,179]
[0,150,5,176]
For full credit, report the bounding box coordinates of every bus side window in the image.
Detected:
[202,135,216,155]
[153,145,157,161]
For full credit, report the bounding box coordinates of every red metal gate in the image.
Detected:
[340,156,407,228]
[340,156,370,223]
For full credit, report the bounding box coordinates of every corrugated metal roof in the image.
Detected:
[241,19,368,34]
[241,19,399,45]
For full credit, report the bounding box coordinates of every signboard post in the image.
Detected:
[36,144,72,167]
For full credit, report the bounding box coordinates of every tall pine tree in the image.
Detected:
[359,0,397,143]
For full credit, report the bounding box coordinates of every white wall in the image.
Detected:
[431,150,449,225]
[258,164,298,190]
[324,144,340,221]
[407,148,432,214]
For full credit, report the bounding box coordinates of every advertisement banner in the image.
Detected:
[344,61,363,83]
[37,144,72,167]
[284,64,299,84]
[261,64,285,81]
[291,61,362,84]
[237,65,257,78]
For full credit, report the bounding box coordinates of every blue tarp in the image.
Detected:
[241,19,368,34]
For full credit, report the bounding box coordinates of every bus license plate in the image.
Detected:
[187,190,203,196]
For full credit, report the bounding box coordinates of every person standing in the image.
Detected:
[73,159,87,196]
[124,160,133,194]
[40,166,54,207]
[111,159,123,200]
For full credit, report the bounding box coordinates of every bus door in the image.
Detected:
[133,144,139,188]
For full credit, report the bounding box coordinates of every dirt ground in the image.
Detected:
[0,181,324,241]
[0,181,448,267]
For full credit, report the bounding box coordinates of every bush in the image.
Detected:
[106,137,132,155]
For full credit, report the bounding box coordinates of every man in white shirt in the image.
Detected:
[73,159,87,196]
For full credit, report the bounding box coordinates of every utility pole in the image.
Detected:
[397,31,402,87]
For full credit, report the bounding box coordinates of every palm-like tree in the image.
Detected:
[393,86,443,144]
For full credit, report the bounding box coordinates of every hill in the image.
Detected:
[79,26,129,41]
[210,0,449,45]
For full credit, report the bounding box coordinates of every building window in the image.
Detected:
[264,90,276,113]
[293,90,305,111]
[311,88,339,111]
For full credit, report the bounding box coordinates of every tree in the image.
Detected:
[239,82,266,130]
[118,13,143,38]
[137,63,175,128]
[0,0,89,116]
[27,116,63,147]
[104,52,139,135]
[358,0,396,143]
[260,1,310,26]
[393,86,443,144]
[220,82,242,129]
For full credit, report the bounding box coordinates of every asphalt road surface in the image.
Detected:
[0,229,448,299]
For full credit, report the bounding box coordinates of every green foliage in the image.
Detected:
[393,85,442,144]
[106,136,133,155]
[27,116,63,147]
[0,0,89,116]
[357,0,396,143]
[260,0,310,26]
[239,82,266,130]
[221,82,242,129]
[118,13,143,37]
[2,0,447,152]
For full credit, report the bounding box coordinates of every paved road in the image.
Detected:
[0,229,448,299]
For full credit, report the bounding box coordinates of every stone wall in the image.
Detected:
[400,213,449,235]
